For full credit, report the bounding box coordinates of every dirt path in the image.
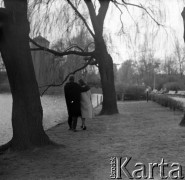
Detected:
[0,101,185,180]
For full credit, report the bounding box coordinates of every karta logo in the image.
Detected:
[110,157,184,179]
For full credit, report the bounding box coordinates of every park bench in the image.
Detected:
[168,91,176,95]
[177,91,185,96]
[152,89,158,93]
[91,93,103,107]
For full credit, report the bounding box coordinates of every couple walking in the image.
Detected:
[64,76,93,132]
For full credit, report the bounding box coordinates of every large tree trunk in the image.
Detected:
[0,0,51,150]
[83,0,118,115]
[180,7,185,126]
[95,38,118,115]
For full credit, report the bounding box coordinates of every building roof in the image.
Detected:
[32,35,50,48]
[33,35,50,44]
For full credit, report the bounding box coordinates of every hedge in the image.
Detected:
[150,93,184,111]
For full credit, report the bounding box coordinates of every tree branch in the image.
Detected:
[66,0,95,38]
[97,1,110,30]
[84,0,99,34]
[113,1,125,35]
[29,37,95,57]
[111,0,163,26]
[39,58,93,96]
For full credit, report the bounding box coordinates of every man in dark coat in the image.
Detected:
[64,76,89,132]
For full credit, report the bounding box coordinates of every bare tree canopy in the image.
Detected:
[27,0,169,114]
[0,0,185,152]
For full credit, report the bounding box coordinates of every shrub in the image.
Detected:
[151,93,184,111]
[163,81,185,92]
[115,83,146,100]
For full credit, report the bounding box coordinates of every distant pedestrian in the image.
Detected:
[146,90,149,102]
[64,76,89,132]
[146,88,150,102]
[78,79,93,130]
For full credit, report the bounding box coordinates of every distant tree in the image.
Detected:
[117,60,138,85]
[51,28,94,81]
[86,71,101,87]
[162,56,178,75]
[137,52,160,89]
[174,38,185,76]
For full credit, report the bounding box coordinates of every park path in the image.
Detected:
[1,101,185,180]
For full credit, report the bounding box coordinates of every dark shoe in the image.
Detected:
[83,126,86,130]
[81,125,83,129]
[73,129,77,132]
[68,128,72,130]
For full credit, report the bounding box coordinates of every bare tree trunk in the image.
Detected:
[82,0,118,115]
[180,7,185,126]
[0,0,51,150]
[95,38,118,115]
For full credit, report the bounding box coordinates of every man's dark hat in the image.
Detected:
[69,76,74,82]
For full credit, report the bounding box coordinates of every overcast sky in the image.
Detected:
[103,0,185,65]
[24,0,185,65]
[0,0,184,65]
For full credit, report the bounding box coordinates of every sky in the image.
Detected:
[29,0,185,65]
[103,0,185,65]
[0,0,184,66]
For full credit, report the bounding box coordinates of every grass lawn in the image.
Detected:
[0,101,185,180]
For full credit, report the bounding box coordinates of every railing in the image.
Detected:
[167,91,176,95]
[91,93,103,108]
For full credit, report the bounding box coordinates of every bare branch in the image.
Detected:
[83,0,110,36]
[29,37,95,57]
[30,48,43,51]
[97,1,110,29]
[84,41,95,52]
[111,0,163,26]
[84,0,99,34]
[40,58,93,96]
[66,0,95,38]
[113,2,125,35]
[64,44,84,52]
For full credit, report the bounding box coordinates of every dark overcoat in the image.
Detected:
[64,82,81,117]
[64,82,90,117]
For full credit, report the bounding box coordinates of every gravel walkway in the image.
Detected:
[0,101,185,180]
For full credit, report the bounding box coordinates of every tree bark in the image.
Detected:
[0,0,51,150]
[179,114,185,126]
[95,37,118,114]
[84,0,118,115]
[180,7,185,126]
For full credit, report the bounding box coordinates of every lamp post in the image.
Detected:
[153,71,156,90]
